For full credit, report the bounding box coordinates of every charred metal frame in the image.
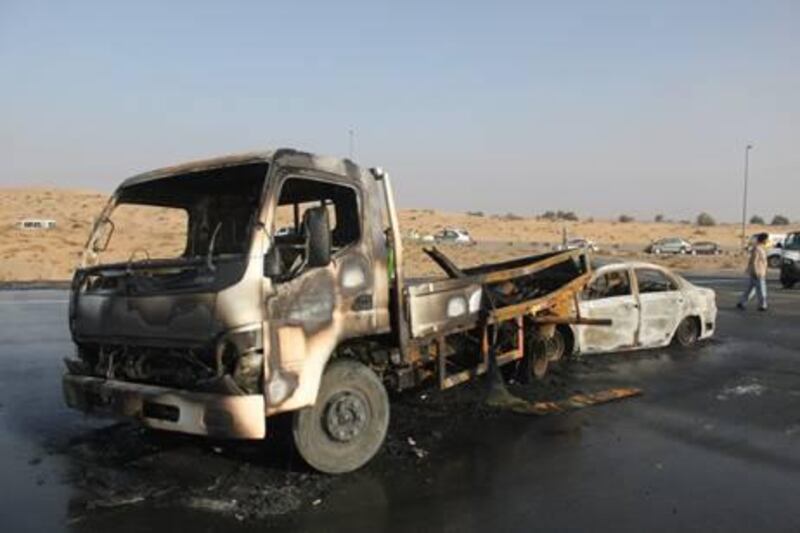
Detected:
[64,148,610,442]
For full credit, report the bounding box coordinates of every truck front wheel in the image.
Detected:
[292,359,389,474]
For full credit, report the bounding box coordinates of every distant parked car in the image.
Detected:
[16,218,56,230]
[553,238,599,253]
[645,237,693,255]
[546,262,717,359]
[433,227,473,244]
[691,241,722,255]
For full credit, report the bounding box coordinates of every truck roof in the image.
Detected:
[118,148,364,189]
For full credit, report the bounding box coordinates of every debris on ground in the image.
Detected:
[51,353,636,523]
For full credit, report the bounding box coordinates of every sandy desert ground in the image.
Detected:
[1,187,795,282]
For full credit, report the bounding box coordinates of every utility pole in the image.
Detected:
[740,144,753,250]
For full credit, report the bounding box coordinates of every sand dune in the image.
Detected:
[1,188,793,282]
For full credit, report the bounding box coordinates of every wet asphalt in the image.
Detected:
[1,276,799,532]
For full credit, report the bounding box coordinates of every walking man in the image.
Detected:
[737,232,769,311]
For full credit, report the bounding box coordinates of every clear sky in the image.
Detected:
[2,0,798,221]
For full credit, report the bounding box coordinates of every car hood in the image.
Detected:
[71,290,224,346]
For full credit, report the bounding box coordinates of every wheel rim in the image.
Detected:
[533,350,549,379]
[546,331,565,362]
[323,391,369,442]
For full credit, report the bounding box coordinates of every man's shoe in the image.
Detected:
[758,307,768,312]
[736,303,745,310]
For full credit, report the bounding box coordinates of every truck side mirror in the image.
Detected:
[304,206,331,268]
[264,245,283,278]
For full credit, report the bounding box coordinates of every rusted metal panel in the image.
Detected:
[406,280,483,338]
[486,386,643,415]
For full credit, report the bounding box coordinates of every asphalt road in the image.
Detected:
[1,276,799,532]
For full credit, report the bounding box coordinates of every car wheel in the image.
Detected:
[674,317,699,347]
[781,278,796,289]
[768,255,782,269]
[293,359,389,474]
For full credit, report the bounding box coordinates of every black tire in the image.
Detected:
[674,317,699,347]
[768,255,782,269]
[292,359,389,474]
[781,278,796,289]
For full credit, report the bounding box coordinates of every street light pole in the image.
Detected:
[740,144,753,250]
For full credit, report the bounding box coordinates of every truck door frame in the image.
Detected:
[258,169,376,415]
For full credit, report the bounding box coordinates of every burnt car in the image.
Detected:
[562,262,716,356]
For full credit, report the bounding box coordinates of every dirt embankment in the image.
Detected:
[2,188,791,282]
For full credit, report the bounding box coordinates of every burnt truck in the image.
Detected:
[63,149,598,473]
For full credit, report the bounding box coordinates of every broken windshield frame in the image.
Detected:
[82,163,270,271]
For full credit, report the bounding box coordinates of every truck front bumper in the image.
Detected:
[63,374,266,439]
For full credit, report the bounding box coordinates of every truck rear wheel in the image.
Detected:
[292,359,389,474]
[523,334,550,380]
[546,328,566,362]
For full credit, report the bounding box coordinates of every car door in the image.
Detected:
[576,267,640,354]
[633,267,684,347]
